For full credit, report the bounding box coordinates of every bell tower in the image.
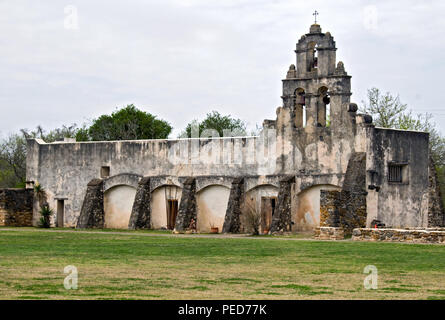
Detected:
[279,22,352,131]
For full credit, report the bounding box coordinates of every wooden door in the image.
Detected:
[167,200,178,230]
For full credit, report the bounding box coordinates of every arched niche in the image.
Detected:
[151,185,182,230]
[103,173,141,192]
[104,185,137,229]
[196,185,230,233]
[306,41,318,72]
[244,184,279,234]
[294,184,341,231]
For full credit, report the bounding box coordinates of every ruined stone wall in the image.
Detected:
[352,228,445,244]
[270,176,295,233]
[0,188,34,227]
[27,136,274,227]
[320,190,340,227]
[76,179,104,229]
[128,177,151,230]
[365,128,430,228]
[318,153,367,234]
[174,178,197,232]
[222,178,244,233]
[314,227,345,240]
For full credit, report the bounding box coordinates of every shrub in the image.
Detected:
[39,205,52,228]
[242,201,261,235]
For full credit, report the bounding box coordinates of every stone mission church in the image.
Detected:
[25,23,444,234]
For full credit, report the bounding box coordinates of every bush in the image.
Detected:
[242,201,261,235]
[39,205,52,228]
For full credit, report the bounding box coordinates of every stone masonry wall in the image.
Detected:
[128,177,151,230]
[270,175,295,233]
[76,179,105,228]
[174,178,197,232]
[319,153,367,234]
[352,228,445,244]
[314,227,345,240]
[222,178,244,233]
[0,188,34,227]
[320,190,340,227]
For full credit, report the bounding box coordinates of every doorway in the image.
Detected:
[167,200,178,230]
[261,197,277,233]
[56,200,64,227]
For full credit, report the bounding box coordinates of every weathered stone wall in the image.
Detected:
[270,176,295,233]
[339,152,367,233]
[314,227,345,240]
[0,188,34,227]
[352,228,445,244]
[128,177,151,229]
[319,153,367,234]
[320,190,340,227]
[222,178,244,233]
[174,178,197,232]
[26,136,274,227]
[365,128,430,228]
[76,179,104,228]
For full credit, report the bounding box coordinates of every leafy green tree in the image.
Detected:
[0,158,22,188]
[360,87,408,128]
[180,111,247,138]
[0,105,172,187]
[0,134,27,187]
[0,124,83,188]
[87,104,172,141]
[361,87,445,166]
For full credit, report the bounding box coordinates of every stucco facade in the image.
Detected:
[26,24,442,233]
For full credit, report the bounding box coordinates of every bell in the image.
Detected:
[323,95,330,105]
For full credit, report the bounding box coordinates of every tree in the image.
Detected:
[179,111,247,138]
[0,134,27,187]
[0,124,84,188]
[360,87,408,128]
[361,87,445,166]
[87,105,172,141]
[0,105,172,188]
[0,158,19,188]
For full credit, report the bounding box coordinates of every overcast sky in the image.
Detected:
[1,0,444,138]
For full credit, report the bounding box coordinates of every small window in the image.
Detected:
[101,166,110,178]
[388,163,408,183]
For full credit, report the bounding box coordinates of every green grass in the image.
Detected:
[0,228,444,300]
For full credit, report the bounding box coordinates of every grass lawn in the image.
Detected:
[0,227,444,300]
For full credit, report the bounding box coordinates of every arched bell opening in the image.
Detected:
[306,41,318,72]
[294,88,306,128]
[317,86,330,127]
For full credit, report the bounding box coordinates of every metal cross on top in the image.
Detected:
[313,10,319,24]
